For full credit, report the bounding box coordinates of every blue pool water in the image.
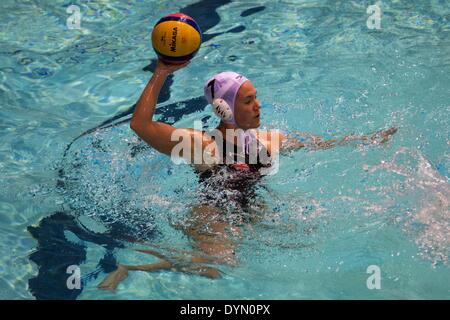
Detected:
[0,0,449,299]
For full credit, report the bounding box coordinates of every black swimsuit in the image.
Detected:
[195,134,272,214]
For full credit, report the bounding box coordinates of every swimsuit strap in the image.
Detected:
[200,130,271,169]
[220,136,271,169]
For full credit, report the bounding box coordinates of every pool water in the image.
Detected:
[0,0,449,299]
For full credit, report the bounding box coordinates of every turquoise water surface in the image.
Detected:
[0,0,449,299]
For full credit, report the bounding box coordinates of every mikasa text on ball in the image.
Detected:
[151,13,202,64]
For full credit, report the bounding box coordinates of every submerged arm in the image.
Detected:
[280,127,398,153]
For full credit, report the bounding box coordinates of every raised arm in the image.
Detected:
[130,60,192,156]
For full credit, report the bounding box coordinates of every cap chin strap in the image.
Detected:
[238,129,260,157]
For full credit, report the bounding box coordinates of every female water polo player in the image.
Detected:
[98,60,397,290]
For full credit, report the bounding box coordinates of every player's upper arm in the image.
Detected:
[131,120,185,156]
[130,121,217,164]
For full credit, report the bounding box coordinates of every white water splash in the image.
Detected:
[365,147,449,266]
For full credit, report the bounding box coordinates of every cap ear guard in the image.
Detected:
[212,98,234,122]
